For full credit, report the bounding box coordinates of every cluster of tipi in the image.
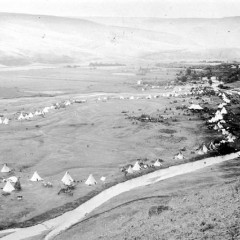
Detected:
[1,163,102,193]
[0,117,10,125]
[125,159,162,173]
[17,100,73,121]
[208,93,236,143]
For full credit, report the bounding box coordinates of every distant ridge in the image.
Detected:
[0,12,240,66]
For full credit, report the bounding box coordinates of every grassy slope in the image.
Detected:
[1,13,240,65]
[55,158,240,240]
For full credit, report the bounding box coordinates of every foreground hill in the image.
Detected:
[0,13,240,66]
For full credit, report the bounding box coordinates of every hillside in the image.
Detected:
[1,13,240,66]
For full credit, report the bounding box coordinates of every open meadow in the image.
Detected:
[0,64,220,230]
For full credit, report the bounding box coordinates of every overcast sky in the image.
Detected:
[0,0,240,18]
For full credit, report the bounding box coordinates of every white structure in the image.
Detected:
[85,174,97,186]
[127,166,134,174]
[18,113,25,120]
[30,171,43,181]
[3,118,9,125]
[153,159,162,167]
[1,164,11,173]
[3,181,15,193]
[61,171,74,185]
[100,176,106,182]
[202,145,208,154]
[221,107,227,115]
[188,104,203,110]
[28,112,34,118]
[132,161,141,171]
[174,152,184,160]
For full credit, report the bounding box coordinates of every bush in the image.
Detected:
[148,205,169,217]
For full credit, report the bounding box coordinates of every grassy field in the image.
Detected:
[0,65,218,229]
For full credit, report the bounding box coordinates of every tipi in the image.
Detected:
[61,171,74,185]
[3,118,9,125]
[18,113,25,120]
[202,145,208,153]
[132,161,141,171]
[28,112,34,118]
[85,174,97,186]
[221,107,227,115]
[174,152,184,160]
[30,171,43,181]
[127,165,134,174]
[154,159,162,167]
[3,181,15,193]
[1,164,11,173]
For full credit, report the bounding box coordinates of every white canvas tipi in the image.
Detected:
[3,181,15,192]
[85,174,97,186]
[1,164,11,173]
[28,112,34,118]
[154,159,162,167]
[18,113,25,120]
[30,171,43,181]
[202,145,208,153]
[61,171,74,185]
[3,118,9,125]
[174,152,184,160]
[132,161,141,171]
[127,165,134,174]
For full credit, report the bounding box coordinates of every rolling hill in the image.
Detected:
[0,13,240,66]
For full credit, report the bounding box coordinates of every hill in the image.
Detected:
[1,13,240,66]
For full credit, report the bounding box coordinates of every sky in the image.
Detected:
[0,0,240,18]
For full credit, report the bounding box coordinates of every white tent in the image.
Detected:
[154,160,162,167]
[64,100,71,106]
[28,112,34,118]
[100,176,106,182]
[18,113,25,120]
[132,161,141,171]
[7,176,18,183]
[202,145,208,153]
[129,96,135,100]
[188,104,203,110]
[1,164,11,173]
[218,103,227,109]
[174,152,184,160]
[3,181,15,193]
[3,118,9,125]
[197,149,204,155]
[85,174,97,186]
[34,111,41,116]
[61,171,74,185]
[30,171,43,181]
[221,107,227,115]
[127,165,134,174]
[42,107,49,113]
[0,117,2,124]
